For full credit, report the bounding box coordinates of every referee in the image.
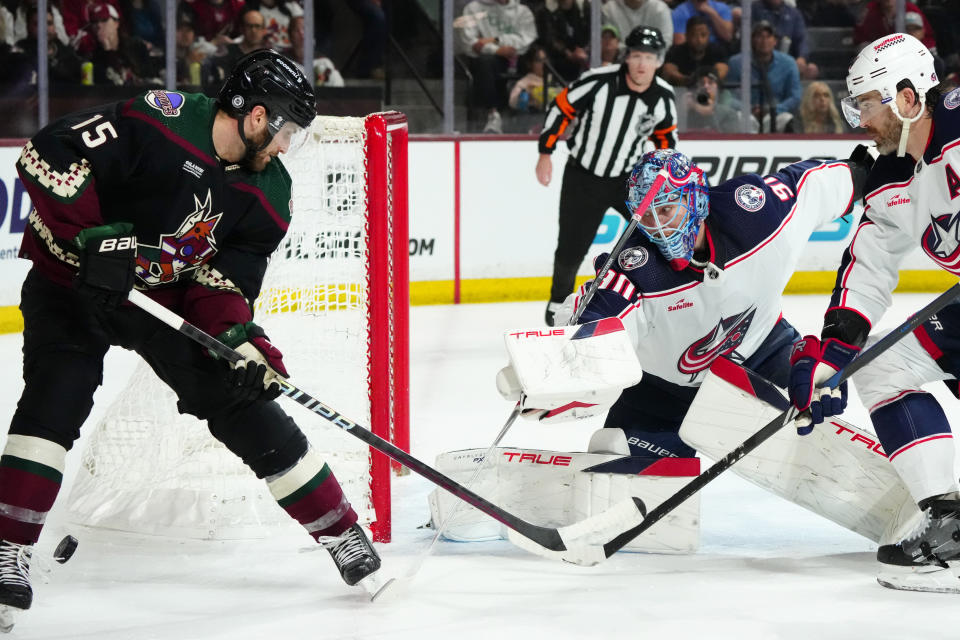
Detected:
[537,25,677,326]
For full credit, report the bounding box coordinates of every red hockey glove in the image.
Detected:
[788,336,860,435]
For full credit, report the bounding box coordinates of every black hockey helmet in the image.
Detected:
[625,25,666,57]
[218,50,316,146]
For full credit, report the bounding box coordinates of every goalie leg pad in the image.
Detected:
[428,447,701,554]
[680,358,919,543]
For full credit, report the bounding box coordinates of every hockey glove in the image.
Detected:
[846,144,877,208]
[73,223,137,311]
[216,322,289,406]
[788,336,860,435]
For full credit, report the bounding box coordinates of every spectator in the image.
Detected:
[183,0,245,50]
[87,2,161,86]
[601,23,620,64]
[13,4,83,84]
[854,0,934,51]
[751,0,817,79]
[255,0,301,52]
[62,0,120,54]
[458,0,537,134]
[801,0,857,28]
[285,14,344,87]
[535,0,589,83]
[791,80,844,133]
[661,15,729,87]
[121,0,162,47]
[174,10,210,86]
[671,0,733,46]
[509,45,558,112]
[683,67,741,131]
[602,0,673,52]
[344,0,386,79]
[726,20,802,132]
[207,7,268,84]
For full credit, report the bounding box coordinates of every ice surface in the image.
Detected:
[1,294,959,640]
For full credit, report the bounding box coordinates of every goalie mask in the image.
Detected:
[842,33,937,157]
[626,150,709,271]
[218,50,316,158]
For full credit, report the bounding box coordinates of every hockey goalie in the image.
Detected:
[430,149,922,564]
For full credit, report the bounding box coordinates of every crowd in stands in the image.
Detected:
[0,0,347,95]
[0,0,958,135]
[456,0,960,133]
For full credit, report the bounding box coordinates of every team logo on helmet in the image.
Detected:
[144,90,185,117]
[946,87,960,111]
[231,95,245,109]
[618,247,648,270]
[734,184,765,212]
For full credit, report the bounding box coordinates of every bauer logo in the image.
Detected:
[618,246,648,270]
[734,184,765,212]
[945,87,960,111]
[144,90,185,117]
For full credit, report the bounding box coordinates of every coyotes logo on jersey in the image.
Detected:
[136,190,223,285]
[677,307,756,381]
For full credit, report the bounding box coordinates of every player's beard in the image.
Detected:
[242,127,274,172]
[866,109,903,155]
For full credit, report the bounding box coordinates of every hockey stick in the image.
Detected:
[595,283,960,560]
[126,289,647,566]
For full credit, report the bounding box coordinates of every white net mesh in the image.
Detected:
[65,116,380,540]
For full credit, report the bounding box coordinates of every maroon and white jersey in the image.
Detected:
[830,87,960,327]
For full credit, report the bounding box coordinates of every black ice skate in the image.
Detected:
[0,540,33,633]
[320,524,381,586]
[877,495,960,594]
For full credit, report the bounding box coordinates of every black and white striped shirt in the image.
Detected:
[538,64,678,178]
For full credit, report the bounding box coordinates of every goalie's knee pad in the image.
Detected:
[620,428,695,459]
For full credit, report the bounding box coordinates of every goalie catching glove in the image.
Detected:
[496,365,623,423]
[788,335,859,434]
[215,322,289,406]
[73,223,137,311]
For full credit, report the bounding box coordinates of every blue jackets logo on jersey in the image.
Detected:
[734,185,766,212]
[618,247,649,270]
[135,190,223,285]
[677,307,756,380]
[946,87,960,110]
[144,90,185,117]
[922,213,960,271]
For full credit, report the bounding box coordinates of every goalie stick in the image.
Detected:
[125,289,647,567]
[594,283,960,560]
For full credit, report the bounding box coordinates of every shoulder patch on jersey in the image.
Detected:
[945,87,960,111]
[734,184,765,212]
[144,90,185,117]
[618,246,649,270]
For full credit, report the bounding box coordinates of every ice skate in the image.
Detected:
[320,524,381,587]
[877,495,960,594]
[0,540,33,633]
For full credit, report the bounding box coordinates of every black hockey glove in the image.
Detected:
[73,223,137,311]
[216,322,289,406]
[846,144,877,208]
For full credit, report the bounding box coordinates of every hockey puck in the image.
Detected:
[54,535,79,564]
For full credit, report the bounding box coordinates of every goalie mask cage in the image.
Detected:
[65,112,409,544]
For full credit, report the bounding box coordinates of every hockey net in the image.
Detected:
[65,112,409,543]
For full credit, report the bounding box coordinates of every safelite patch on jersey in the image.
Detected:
[618,247,648,270]
[734,184,765,212]
[144,90,185,117]
[945,87,960,110]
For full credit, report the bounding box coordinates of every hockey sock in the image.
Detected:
[0,435,66,544]
[266,448,358,539]
[871,391,958,503]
